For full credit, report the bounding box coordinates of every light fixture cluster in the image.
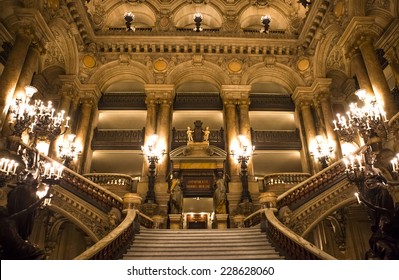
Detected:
[310,135,334,169]
[9,86,70,145]
[58,134,80,168]
[124,12,135,31]
[260,15,271,33]
[193,12,203,32]
[333,89,387,143]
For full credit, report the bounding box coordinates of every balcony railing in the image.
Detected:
[91,128,145,150]
[251,129,302,150]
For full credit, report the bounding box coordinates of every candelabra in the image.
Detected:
[0,157,19,187]
[124,12,135,31]
[333,89,387,143]
[193,12,203,32]
[58,134,80,168]
[141,135,165,203]
[260,15,271,34]
[310,135,334,169]
[231,135,254,203]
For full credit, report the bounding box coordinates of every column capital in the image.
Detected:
[336,16,382,56]
[220,85,251,103]
[11,8,55,54]
[79,84,101,105]
[144,84,175,101]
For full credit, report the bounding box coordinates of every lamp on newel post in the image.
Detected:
[310,135,334,169]
[141,134,165,203]
[231,135,254,203]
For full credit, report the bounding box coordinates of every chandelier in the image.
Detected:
[333,89,387,143]
[8,86,70,146]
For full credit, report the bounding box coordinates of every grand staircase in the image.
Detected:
[122,227,285,260]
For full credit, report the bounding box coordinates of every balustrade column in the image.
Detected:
[300,101,317,174]
[141,98,158,180]
[75,99,94,174]
[0,32,32,130]
[358,38,397,119]
[349,49,374,95]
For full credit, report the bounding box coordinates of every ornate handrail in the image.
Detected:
[74,209,139,260]
[243,208,263,228]
[137,211,154,229]
[277,146,367,210]
[18,141,123,211]
[264,209,336,260]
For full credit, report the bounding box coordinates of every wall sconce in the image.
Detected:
[310,135,334,169]
[193,12,203,32]
[141,134,166,203]
[260,15,271,33]
[124,12,135,31]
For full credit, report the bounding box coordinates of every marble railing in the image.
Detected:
[74,210,154,260]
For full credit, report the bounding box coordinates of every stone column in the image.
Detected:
[238,98,254,177]
[299,101,317,174]
[385,48,399,87]
[141,97,158,181]
[359,38,397,119]
[223,99,239,180]
[0,32,32,130]
[2,45,40,138]
[14,46,40,98]
[156,98,172,179]
[75,98,94,174]
[349,49,374,95]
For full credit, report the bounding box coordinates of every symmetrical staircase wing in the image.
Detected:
[122,227,285,260]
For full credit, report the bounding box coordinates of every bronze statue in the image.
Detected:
[169,178,183,214]
[213,173,227,214]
